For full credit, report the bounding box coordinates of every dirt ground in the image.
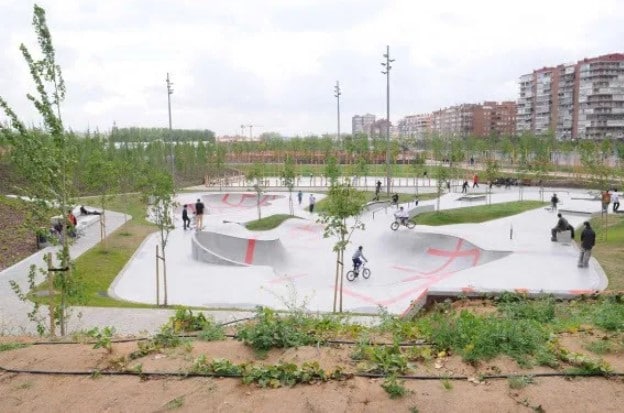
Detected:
[0,335,623,413]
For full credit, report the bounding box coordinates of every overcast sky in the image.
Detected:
[1,0,623,137]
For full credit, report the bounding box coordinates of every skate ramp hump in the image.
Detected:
[383,231,511,276]
[203,193,285,211]
[192,230,287,267]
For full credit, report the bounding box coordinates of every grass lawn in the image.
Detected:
[245,214,300,230]
[415,201,546,226]
[589,214,624,290]
[32,193,158,308]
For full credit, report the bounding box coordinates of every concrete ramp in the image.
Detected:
[203,193,284,213]
[192,230,287,267]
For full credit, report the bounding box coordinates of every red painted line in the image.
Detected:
[244,238,256,264]
[222,193,230,203]
[569,289,595,295]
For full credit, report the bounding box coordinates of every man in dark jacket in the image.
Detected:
[551,213,570,241]
[578,221,596,268]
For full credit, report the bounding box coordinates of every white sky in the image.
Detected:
[1,0,623,137]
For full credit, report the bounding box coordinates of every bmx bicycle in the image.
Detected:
[390,217,415,231]
[346,261,371,282]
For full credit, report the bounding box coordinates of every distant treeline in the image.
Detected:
[110,127,215,143]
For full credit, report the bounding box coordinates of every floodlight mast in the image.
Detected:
[166,73,175,185]
[381,45,394,196]
[334,81,341,144]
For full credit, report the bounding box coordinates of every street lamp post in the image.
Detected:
[381,45,394,196]
[166,73,175,185]
[334,81,341,144]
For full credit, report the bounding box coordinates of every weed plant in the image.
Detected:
[235,307,325,354]
[416,309,550,364]
[381,374,408,398]
[129,325,183,360]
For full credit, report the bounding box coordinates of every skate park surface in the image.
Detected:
[110,186,608,316]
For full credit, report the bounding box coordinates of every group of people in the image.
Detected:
[550,211,596,268]
[601,189,620,214]
[181,198,205,231]
[51,205,101,241]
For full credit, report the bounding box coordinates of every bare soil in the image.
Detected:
[0,332,623,413]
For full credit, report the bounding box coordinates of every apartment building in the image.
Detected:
[397,113,432,139]
[351,113,376,136]
[398,101,516,139]
[517,53,624,140]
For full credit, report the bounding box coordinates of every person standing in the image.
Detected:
[195,198,205,230]
[611,190,620,213]
[550,193,559,211]
[601,190,611,214]
[472,174,479,188]
[309,194,316,213]
[578,221,596,268]
[461,180,468,193]
[182,204,191,230]
[297,190,303,206]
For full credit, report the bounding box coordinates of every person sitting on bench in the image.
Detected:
[551,213,573,241]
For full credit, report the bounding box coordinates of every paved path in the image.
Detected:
[0,207,253,336]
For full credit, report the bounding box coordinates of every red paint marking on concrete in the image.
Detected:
[244,238,257,264]
[569,289,595,295]
[221,193,230,203]
[269,273,308,284]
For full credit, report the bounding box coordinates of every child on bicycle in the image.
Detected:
[352,246,368,273]
[394,206,409,226]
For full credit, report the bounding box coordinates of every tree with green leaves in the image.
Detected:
[317,184,366,312]
[83,139,119,247]
[324,155,341,186]
[281,156,296,215]
[483,159,500,205]
[0,4,80,336]
[140,167,175,306]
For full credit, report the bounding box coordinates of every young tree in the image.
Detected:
[140,167,175,306]
[317,184,366,312]
[83,140,119,247]
[0,5,80,336]
[483,159,500,205]
[324,155,341,186]
[281,156,296,215]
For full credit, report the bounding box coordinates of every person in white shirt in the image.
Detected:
[352,246,367,273]
[394,206,409,226]
[611,190,620,213]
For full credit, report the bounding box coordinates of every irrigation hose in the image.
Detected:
[1,365,623,381]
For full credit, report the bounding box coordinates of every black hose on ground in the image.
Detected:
[1,365,623,381]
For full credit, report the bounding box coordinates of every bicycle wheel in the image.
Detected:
[406,221,415,229]
[346,271,356,281]
[390,221,399,231]
[362,268,371,279]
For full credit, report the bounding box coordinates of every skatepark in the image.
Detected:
[110,184,608,316]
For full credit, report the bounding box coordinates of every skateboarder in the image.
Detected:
[195,198,205,230]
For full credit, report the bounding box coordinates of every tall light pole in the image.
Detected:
[166,73,175,184]
[381,45,394,196]
[334,81,341,144]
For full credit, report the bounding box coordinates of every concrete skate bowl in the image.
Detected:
[192,230,287,267]
[383,231,511,279]
[202,193,285,214]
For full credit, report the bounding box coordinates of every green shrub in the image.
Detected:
[235,307,322,353]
